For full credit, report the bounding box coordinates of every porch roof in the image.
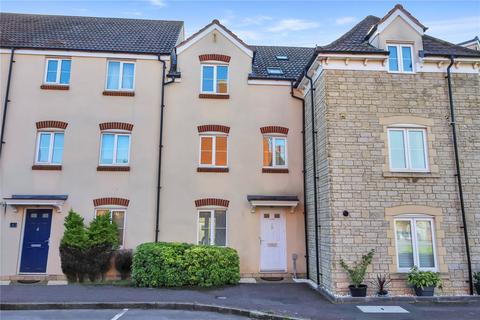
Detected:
[247,195,299,213]
[3,194,68,213]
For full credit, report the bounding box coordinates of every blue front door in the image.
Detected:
[20,209,53,273]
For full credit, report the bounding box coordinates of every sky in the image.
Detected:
[1,0,479,47]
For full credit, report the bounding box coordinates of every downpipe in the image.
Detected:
[0,48,15,158]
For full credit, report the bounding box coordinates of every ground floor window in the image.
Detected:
[95,209,126,246]
[395,217,436,272]
[198,210,226,246]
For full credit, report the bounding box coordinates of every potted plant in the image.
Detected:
[407,266,442,296]
[340,249,375,297]
[474,272,480,295]
[371,274,391,296]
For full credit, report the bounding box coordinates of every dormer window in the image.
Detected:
[267,67,283,75]
[388,44,414,73]
[275,55,288,60]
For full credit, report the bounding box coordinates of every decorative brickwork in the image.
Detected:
[194,198,229,208]
[199,94,229,99]
[32,165,62,171]
[197,125,230,134]
[103,91,135,97]
[197,167,229,173]
[99,122,134,131]
[97,166,130,171]
[199,54,231,63]
[260,126,289,135]
[36,121,68,130]
[262,168,289,173]
[93,197,130,207]
[40,84,69,90]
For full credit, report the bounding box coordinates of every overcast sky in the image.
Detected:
[2,0,479,47]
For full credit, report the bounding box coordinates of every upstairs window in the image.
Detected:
[44,59,71,85]
[106,61,135,90]
[198,210,226,246]
[275,55,288,60]
[388,44,413,73]
[263,136,287,168]
[201,65,228,94]
[388,127,428,172]
[99,133,131,165]
[199,135,228,167]
[35,131,64,165]
[267,67,283,75]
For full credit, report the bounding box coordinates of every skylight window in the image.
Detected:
[267,67,284,75]
[276,55,288,60]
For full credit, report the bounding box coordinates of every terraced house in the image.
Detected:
[1,4,479,297]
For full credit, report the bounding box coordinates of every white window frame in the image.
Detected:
[34,131,64,165]
[387,43,415,73]
[263,135,288,168]
[394,216,438,272]
[200,64,229,95]
[198,133,229,168]
[196,209,227,247]
[105,60,136,91]
[99,131,131,166]
[44,58,71,85]
[387,126,429,172]
[94,207,127,247]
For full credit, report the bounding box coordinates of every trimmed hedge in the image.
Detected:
[132,242,240,288]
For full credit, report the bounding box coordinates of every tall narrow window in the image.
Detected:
[198,210,226,246]
[388,128,427,171]
[263,136,287,168]
[199,135,228,167]
[201,65,229,94]
[96,209,126,246]
[99,133,131,165]
[395,217,436,271]
[387,44,414,73]
[45,59,71,85]
[35,132,64,164]
[106,61,135,90]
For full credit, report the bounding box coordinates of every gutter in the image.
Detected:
[0,48,15,158]
[155,55,175,242]
[446,56,473,295]
[304,72,321,286]
[290,81,309,280]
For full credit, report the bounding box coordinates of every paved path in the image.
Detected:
[1,283,480,320]
[0,309,247,320]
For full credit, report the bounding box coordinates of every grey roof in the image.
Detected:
[247,195,299,202]
[423,35,480,58]
[0,12,183,54]
[250,45,315,80]
[6,195,68,200]
[457,36,479,46]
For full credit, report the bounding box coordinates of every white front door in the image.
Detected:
[260,212,286,272]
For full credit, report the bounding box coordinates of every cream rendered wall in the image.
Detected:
[161,30,306,275]
[0,51,165,277]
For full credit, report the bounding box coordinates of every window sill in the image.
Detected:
[97,166,130,171]
[103,90,135,97]
[198,93,229,99]
[383,171,440,179]
[262,168,289,174]
[40,84,69,90]
[32,164,62,171]
[197,167,229,173]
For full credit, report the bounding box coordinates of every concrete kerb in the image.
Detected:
[0,302,306,320]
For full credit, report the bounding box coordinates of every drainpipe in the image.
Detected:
[446,56,473,295]
[291,81,309,279]
[155,55,175,242]
[305,72,321,286]
[0,48,15,159]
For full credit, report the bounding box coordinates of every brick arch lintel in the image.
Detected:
[199,54,231,63]
[93,197,130,207]
[99,122,134,131]
[36,121,68,130]
[197,125,230,134]
[260,126,289,135]
[195,198,229,208]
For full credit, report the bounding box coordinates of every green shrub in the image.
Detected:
[132,242,240,288]
[61,209,89,250]
[407,266,442,289]
[340,249,375,288]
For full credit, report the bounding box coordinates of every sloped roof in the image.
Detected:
[250,45,315,80]
[457,36,479,46]
[377,4,427,31]
[423,35,480,58]
[0,12,183,54]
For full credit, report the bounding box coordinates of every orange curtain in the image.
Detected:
[200,137,213,165]
[215,136,227,166]
[263,137,272,166]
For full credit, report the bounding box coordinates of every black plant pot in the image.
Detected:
[349,284,368,297]
[475,283,480,295]
[377,290,389,296]
[414,286,435,296]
